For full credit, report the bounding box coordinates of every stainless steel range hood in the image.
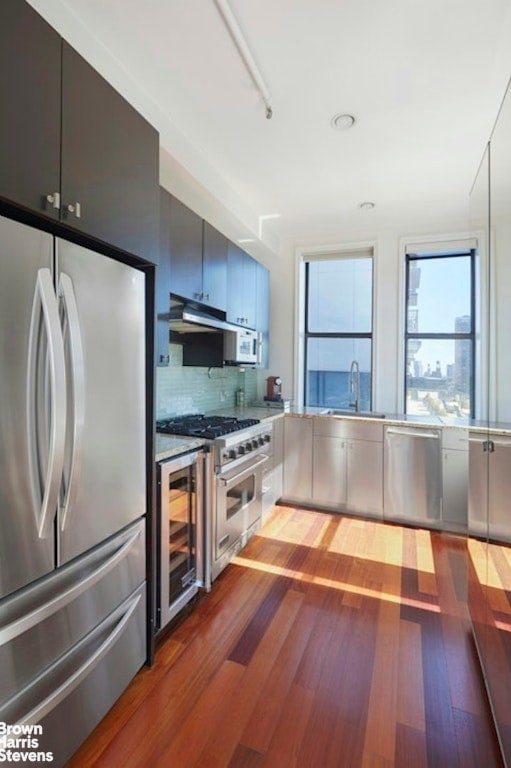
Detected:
[169,300,235,334]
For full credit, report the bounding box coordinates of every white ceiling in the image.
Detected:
[29,0,511,248]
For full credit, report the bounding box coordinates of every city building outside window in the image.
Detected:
[404,249,475,418]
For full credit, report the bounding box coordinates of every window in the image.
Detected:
[405,249,475,418]
[304,254,374,410]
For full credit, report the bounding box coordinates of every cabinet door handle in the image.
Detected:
[66,202,82,219]
[46,192,61,210]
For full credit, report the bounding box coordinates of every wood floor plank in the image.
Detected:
[240,599,318,752]
[452,706,503,767]
[416,529,439,597]
[395,723,428,768]
[228,575,292,665]
[401,604,461,768]
[299,594,379,766]
[361,565,401,763]
[153,659,245,767]
[397,618,425,732]
[440,612,488,716]
[193,586,305,767]
[261,683,314,767]
[68,506,503,768]
[228,744,264,768]
[431,532,467,619]
[488,544,511,612]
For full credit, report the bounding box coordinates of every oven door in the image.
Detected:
[215,452,268,567]
[158,450,204,630]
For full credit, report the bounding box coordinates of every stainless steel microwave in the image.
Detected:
[224,327,261,366]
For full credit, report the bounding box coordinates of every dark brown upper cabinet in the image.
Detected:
[168,196,227,313]
[0,0,61,218]
[0,0,159,264]
[226,242,258,328]
[156,187,172,366]
[168,196,204,303]
[255,260,270,369]
[202,220,228,312]
[60,43,159,263]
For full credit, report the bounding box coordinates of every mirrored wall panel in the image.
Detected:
[468,77,511,764]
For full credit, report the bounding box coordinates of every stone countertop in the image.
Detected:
[156,434,207,463]
[285,407,460,427]
[283,406,511,434]
[156,407,511,455]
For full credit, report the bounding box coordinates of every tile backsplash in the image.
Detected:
[156,343,257,418]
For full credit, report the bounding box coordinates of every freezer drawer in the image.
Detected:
[0,519,145,710]
[384,426,442,523]
[1,583,146,768]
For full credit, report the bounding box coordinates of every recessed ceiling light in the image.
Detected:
[359,201,375,210]
[331,113,356,131]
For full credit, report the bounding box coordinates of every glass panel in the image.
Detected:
[479,79,511,764]
[405,338,472,418]
[226,475,255,519]
[306,337,372,410]
[407,256,471,334]
[167,466,195,603]
[308,258,372,332]
[467,141,490,740]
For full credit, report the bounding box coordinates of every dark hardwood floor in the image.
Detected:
[68,506,503,767]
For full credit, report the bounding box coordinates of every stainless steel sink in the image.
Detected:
[325,409,386,419]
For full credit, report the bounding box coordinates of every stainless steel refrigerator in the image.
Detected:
[0,214,147,766]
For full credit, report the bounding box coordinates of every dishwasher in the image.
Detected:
[383,426,442,523]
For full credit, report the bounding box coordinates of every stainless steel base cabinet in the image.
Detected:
[469,432,511,543]
[442,428,468,531]
[311,417,383,517]
[283,417,313,503]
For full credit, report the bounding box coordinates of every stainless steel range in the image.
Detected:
[157,415,272,581]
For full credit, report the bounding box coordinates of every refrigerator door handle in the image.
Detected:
[0,525,142,647]
[13,592,141,726]
[58,272,85,530]
[27,268,67,539]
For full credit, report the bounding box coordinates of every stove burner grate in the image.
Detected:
[156,414,260,439]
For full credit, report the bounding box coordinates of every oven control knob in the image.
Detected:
[238,445,245,455]
[264,434,271,443]
[246,442,252,452]
[229,449,237,459]
[252,439,259,449]
[258,436,264,446]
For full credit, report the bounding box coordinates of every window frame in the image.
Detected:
[303,253,375,410]
[404,248,476,418]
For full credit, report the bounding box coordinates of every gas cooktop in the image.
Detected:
[156,414,260,440]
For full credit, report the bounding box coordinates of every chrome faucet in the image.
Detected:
[349,360,360,411]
